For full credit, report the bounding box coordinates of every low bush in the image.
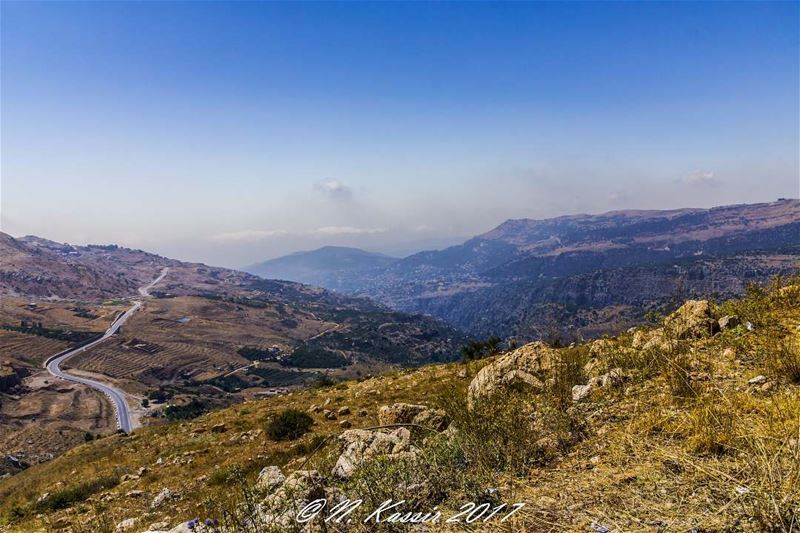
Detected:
[266,409,313,441]
[34,475,119,512]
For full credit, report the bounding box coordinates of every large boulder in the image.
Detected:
[664,300,716,339]
[467,341,556,408]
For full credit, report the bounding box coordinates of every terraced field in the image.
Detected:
[0,330,70,367]
[64,337,243,385]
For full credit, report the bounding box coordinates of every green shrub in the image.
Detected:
[34,475,119,512]
[266,409,313,441]
[165,399,208,421]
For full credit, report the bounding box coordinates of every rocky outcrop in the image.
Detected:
[718,315,740,331]
[332,427,415,480]
[572,368,625,402]
[378,402,449,431]
[467,341,556,407]
[664,300,717,339]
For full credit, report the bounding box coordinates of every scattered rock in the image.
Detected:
[748,375,767,385]
[337,406,351,416]
[572,368,625,402]
[309,404,321,413]
[125,490,144,498]
[357,408,368,417]
[467,341,556,407]
[210,423,227,433]
[323,409,337,420]
[150,488,174,509]
[339,420,352,429]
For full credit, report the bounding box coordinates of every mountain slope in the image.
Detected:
[244,246,397,288]
[324,199,800,341]
[2,279,798,532]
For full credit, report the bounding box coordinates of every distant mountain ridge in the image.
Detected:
[247,199,800,342]
[244,246,396,288]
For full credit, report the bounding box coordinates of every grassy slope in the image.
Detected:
[1,280,799,532]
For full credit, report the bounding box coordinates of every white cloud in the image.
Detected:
[682,170,717,186]
[212,229,289,242]
[608,191,629,203]
[314,226,387,235]
[313,179,353,200]
[415,224,435,233]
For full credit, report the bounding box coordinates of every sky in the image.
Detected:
[1,1,798,268]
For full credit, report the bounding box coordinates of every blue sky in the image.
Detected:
[1,1,798,266]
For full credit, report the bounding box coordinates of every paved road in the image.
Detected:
[44,268,169,433]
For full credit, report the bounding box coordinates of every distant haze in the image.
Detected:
[1,2,798,268]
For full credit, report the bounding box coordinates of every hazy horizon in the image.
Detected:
[2,2,798,268]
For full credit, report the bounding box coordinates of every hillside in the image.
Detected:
[245,247,397,288]
[1,277,798,532]
[312,199,800,341]
[0,233,462,472]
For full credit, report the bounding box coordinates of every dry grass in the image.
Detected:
[2,279,800,532]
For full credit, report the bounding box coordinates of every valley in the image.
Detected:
[0,234,462,472]
[247,199,800,342]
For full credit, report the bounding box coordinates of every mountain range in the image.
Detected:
[245,199,800,342]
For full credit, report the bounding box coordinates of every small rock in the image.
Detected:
[339,420,352,429]
[337,406,351,416]
[308,404,321,413]
[718,315,740,331]
[114,518,136,532]
[748,375,767,385]
[323,410,337,420]
[357,409,368,417]
[137,466,148,476]
[125,490,144,498]
[150,488,174,509]
[572,384,592,402]
[211,423,227,433]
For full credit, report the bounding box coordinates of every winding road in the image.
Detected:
[44,268,169,433]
